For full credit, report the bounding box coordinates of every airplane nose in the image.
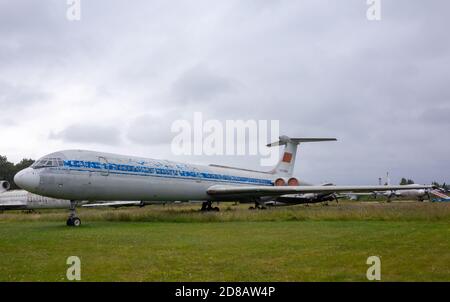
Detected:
[14,168,40,191]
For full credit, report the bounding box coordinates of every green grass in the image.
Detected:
[2,201,450,223]
[0,202,449,281]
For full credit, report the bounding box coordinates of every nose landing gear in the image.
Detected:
[66,200,81,227]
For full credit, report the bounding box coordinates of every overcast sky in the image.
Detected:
[0,0,448,185]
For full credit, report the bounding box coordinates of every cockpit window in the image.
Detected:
[32,157,64,169]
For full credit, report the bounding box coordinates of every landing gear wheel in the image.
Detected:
[66,217,81,227]
[66,201,81,227]
[200,201,220,212]
[72,217,81,227]
[249,202,266,210]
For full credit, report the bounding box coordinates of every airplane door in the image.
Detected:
[98,157,109,176]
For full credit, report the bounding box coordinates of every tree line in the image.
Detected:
[399,178,415,185]
[0,155,35,190]
[398,177,448,190]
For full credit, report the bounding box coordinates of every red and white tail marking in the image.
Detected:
[282,152,293,163]
[431,190,449,199]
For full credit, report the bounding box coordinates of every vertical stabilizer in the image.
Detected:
[267,136,336,177]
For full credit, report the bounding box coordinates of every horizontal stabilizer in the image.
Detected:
[267,136,336,147]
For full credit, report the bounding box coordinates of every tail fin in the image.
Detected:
[268,136,337,176]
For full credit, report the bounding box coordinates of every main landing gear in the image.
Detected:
[66,200,81,227]
[200,201,220,212]
[249,201,267,210]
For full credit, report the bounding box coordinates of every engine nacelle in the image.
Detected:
[274,177,300,186]
[0,181,11,193]
[274,178,287,186]
[287,177,300,186]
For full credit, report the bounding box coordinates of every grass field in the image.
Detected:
[0,201,449,281]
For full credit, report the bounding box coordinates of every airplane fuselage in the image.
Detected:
[15,150,302,202]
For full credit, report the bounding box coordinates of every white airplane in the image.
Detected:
[14,136,433,227]
[385,185,430,201]
[363,173,437,202]
[0,180,85,210]
[386,186,450,202]
[0,180,143,211]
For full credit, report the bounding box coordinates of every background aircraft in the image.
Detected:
[351,173,448,202]
[0,180,84,210]
[14,136,433,226]
[435,183,449,194]
[0,180,143,211]
[385,185,432,202]
[260,183,342,208]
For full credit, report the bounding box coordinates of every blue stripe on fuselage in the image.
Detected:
[63,160,273,186]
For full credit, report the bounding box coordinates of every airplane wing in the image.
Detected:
[82,201,144,208]
[207,184,434,198]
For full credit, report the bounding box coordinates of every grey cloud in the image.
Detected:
[126,114,179,146]
[0,81,46,106]
[0,117,18,127]
[50,124,121,145]
[171,65,240,103]
[1,1,449,184]
[420,106,450,125]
